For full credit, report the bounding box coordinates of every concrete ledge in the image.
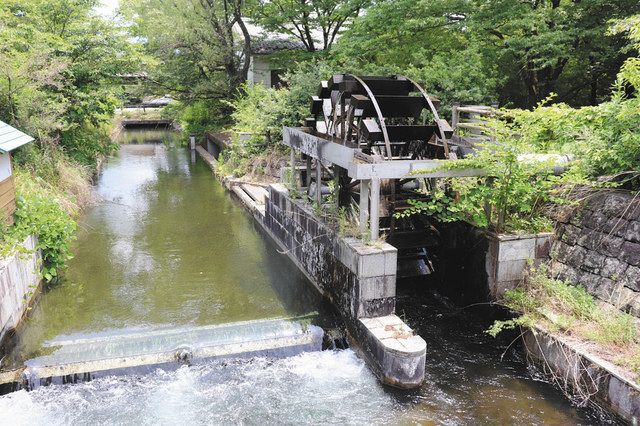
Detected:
[358,315,426,389]
[524,326,640,423]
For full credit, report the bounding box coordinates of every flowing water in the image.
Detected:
[0,129,621,424]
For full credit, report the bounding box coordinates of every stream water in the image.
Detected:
[0,129,620,424]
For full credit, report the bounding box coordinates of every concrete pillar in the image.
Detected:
[305,156,312,188]
[290,148,297,189]
[370,178,380,241]
[189,135,196,150]
[315,159,322,206]
[359,180,370,233]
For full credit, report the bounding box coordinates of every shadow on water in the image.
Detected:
[390,276,620,424]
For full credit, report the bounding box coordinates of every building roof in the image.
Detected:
[0,121,34,153]
[251,38,305,55]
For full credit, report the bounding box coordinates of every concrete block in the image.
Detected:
[383,250,397,276]
[496,259,528,282]
[498,238,535,261]
[359,275,396,301]
[358,252,386,278]
[494,280,520,298]
[535,234,554,258]
[357,316,426,389]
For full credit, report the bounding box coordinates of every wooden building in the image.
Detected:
[0,121,34,225]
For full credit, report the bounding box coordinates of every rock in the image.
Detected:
[604,217,629,238]
[560,224,581,245]
[601,257,628,281]
[624,220,640,243]
[597,235,624,258]
[600,192,635,217]
[583,210,608,230]
[623,265,640,292]
[580,272,601,293]
[566,245,587,266]
[581,250,604,274]
[620,241,640,267]
[551,240,570,263]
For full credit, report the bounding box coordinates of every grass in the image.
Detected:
[489,263,640,378]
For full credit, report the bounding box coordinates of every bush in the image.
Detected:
[2,168,78,282]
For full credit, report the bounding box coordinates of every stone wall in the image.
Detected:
[550,191,640,314]
[265,184,397,319]
[0,235,41,345]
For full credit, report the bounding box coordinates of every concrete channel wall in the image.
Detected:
[0,235,41,346]
[195,146,426,388]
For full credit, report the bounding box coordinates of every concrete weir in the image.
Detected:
[0,317,323,388]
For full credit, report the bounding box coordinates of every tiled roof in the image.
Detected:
[0,121,34,153]
[251,38,305,55]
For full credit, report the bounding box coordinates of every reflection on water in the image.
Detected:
[2,129,322,368]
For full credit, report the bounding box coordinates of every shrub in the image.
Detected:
[2,168,78,282]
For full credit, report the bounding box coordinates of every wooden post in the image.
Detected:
[359,179,369,234]
[370,178,380,241]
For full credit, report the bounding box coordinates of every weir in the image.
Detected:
[1,317,323,390]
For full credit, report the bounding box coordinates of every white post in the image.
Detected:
[370,178,380,241]
[189,135,196,150]
[359,179,370,234]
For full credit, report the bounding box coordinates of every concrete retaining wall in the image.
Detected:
[486,232,554,299]
[265,184,398,318]
[524,327,640,423]
[550,190,640,315]
[0,235,41,345]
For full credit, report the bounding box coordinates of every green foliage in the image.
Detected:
[2,170,77,282]
[60,124,117,165]
[180,99,231,138]
[332,0,640,108]
[249,0,369,52]
[505,96,640,180]
[220,62,335,176]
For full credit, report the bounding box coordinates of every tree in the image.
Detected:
[250,0,369,52]
[122,0,252,100]
[0,0,140,162]
[470,0,640,107]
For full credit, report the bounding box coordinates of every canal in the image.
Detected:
[0,129,619,424]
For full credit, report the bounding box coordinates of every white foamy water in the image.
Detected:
[0,350,398,425]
